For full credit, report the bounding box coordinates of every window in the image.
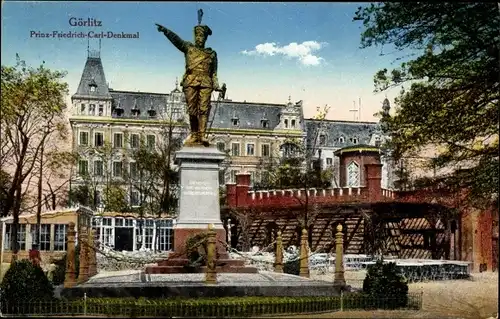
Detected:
[129,162,138,179]
[113,161,123,177]
[284,119,289,128]
[157,220,174,252]
[90,86,96,92]
[231,143,240,156]
[89,104,96,116]
[216,142,226,152]
[79,131,89,146]
[375,137,381,147]
[31,224,50,251]
[130,134,140,149]
[79,159,88,175]
[246,143,255,156]
[98,104,104,116]
[319,134,326,146]
[94,160,103,177]
[54,224,67,251]
[144,220,154,249]
[291,119,296,128]
[113,133,123,148]
[261,120,269,128]
[4,224,26,251]
[338,136,345,143]
[94,132,104,147]
[147,135,156,150]
[326,158,333,166]
[130,190,140,206]
[261,144,270,157]
[115,218,124,227]
[232,118,239,126]
[353,137,358,144]
[101,218,113,248]
[347,161,360,187]
[80,103,86,114]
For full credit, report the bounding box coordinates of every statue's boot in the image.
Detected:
[184,115,200,146]
[198,116,210,147]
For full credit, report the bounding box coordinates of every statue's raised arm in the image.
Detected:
[155,23,189,53]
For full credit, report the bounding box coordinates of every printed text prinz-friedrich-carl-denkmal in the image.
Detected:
[30,31,140,39]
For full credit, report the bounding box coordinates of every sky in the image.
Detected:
[1,1,409,121]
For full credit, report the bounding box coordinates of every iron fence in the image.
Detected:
[0,293,423,317]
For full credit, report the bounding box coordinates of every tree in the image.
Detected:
[253,105,333,246]
[354,3,499,207]
[70,141,128,212]
[1,56,68,258]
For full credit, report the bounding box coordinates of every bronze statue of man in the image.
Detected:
[156,19,223,146]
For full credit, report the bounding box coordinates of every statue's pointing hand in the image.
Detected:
[155,23,166,33]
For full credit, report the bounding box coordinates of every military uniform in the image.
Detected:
[159,24,219,146]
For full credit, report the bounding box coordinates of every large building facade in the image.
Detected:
[69,50,393,209]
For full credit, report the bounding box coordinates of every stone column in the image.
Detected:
[64,222,77,288]
[334,224,346,288]
[274,231,284,273]
[205,224,217,284]
[299,228,310,278]
[78,226,89,283]
[88,228,97,277]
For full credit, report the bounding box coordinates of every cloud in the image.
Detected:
[241,41,327,66]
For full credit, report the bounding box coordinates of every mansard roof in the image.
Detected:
[304,119,381,149]
[73,55,112,99]
[209,100,287,131]
[109,90,169,120]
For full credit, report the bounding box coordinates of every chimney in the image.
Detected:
[365,163,383,201]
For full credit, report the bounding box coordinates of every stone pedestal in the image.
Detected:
[145,146,257,274]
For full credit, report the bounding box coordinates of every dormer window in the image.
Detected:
[375,136,381,147]
[148,108,157,118]
[261,112,269,128]
[352,137,358,144]
[338,136,345,143]
[115,108,124,117]
[319,134,326,146]
[89,79,97,93]
[132,100,140,117]
[232,117,239,126]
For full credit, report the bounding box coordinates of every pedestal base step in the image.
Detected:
[145,258,258,274]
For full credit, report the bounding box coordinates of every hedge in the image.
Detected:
[1,293,423,317]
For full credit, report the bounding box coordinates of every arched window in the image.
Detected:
[338,136,345,143]
[347,161,360,187]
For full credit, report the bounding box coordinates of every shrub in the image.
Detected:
[0,259,54,306]
[283,258,300,276]
[52,245,80,286]
[363,259,409,309]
